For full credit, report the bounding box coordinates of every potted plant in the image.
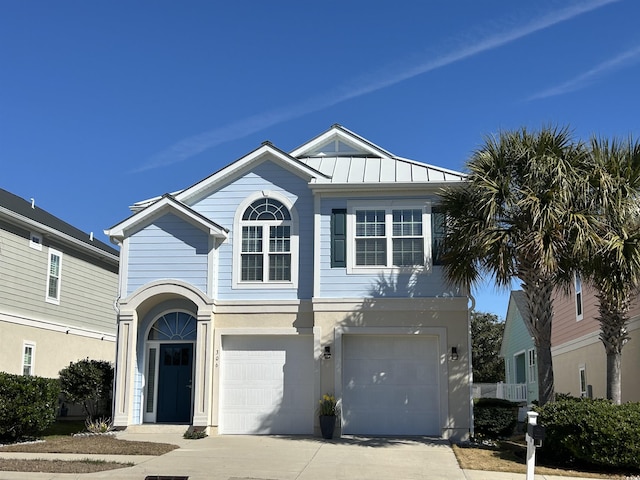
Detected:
[318,393,338,439]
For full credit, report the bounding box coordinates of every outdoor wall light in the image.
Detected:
[323,345,332,360]
[450,346,459,361]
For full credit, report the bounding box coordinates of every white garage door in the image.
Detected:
[342,335,441,436]
[219,335,314,434]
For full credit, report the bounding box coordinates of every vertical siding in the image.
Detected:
[127,213,209,295]
[192,160,314,300]
[317,197,460,299]
[0,221,118,334]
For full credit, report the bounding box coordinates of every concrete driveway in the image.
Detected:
[145,435,465,480]
[0,432,611,480]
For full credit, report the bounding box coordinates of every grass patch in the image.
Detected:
[0,458,134,474]
[0,435,177,455]
[452,439,632,479]
[0,422,178,473]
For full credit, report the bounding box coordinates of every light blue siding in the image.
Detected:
[127,213,209,296]
[318,197,463,299]
[192,160,314,300]
[502,294,539,402]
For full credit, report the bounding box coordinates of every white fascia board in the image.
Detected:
[0,206,119,264]
[106,196,228,241]
[290,125,394,159]
[176,144,326,205]
[308,181,465,194]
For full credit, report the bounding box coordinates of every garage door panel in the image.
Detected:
[342,335,441,436]
[220,335,314,435]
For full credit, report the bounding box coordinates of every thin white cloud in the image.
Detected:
[528,44,640,101]
[135,0,620,172]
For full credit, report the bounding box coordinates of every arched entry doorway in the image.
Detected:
[146,311,197,423]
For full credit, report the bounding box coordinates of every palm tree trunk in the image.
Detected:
[606,352,622,404]
[522,272,555,406]
[598,297,630,405]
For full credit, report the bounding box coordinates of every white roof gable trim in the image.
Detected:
[105,194,228,242]
[175,143,328,205]
[290,124,394,159]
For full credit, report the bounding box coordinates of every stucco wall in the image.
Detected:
[552,317,640,402]
[0,320,115,378]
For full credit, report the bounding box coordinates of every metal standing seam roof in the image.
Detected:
[297,155,466,184]
[0,188,119,258]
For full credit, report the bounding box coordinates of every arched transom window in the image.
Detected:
[148,312,197,341]
[240,198,292,282]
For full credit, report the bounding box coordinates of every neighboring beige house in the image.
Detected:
[551,275,640,402]
[105,125,472,440]
[0,188,119,382]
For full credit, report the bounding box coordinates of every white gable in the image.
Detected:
[291,126,466,187]
[106,194,228,242]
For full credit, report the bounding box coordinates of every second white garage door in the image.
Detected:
[342,334,441,436]
[219,335,314,434]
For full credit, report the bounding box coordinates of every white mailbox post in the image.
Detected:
[525,411,545,480]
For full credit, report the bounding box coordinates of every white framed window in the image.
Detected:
[579,365,587,397]
[347,200,437,273]
[46,248,62,304]
[22,342,35,376]
[575,273,583,321]
[29,232,42,250]
[233,193,298,289]
[527,348,537,383]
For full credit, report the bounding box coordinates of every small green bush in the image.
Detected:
[537,397,640,470]
[473,397,519,439]
[183,427,207,439]
[0,372,60,441]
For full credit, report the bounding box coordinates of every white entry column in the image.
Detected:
[192,307,213,426]
[113,310,138,427]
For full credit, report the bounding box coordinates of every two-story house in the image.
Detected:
[0,189,119,380]
[105,125,471,440]
[552,275,640,401]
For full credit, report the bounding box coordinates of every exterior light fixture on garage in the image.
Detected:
[450,346,459,361]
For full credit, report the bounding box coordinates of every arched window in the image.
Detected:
[148,311,197,341]
[240,198,292,283]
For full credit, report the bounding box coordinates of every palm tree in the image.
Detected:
[440,126,594,405]
[584,137,640,404]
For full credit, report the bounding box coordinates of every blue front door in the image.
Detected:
[157,343,193,423]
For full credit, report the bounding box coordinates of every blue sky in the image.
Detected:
[2,0,639,319]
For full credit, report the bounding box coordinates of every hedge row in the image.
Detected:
[473,397,519,439]
[537,397,640,470]
[0,372,60,442]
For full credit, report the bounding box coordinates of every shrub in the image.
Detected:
[537,397,640,470]
[473,397,519,439]
[0,372,60,441]
[59,359,114,419]
[183,428,207,439]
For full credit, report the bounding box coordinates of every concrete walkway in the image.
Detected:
[0,432,615,480]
